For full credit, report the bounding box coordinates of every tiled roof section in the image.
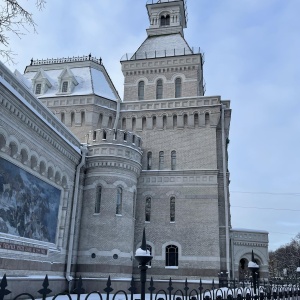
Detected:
[134,33,192,59]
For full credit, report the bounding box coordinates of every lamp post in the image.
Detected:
[135,228,153,300]
[248,250,260,295]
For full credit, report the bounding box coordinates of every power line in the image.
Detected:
[230,191,300,196]
[231,205,300,212]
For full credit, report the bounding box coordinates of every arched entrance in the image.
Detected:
[239,257,261,281]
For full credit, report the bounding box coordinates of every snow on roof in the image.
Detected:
[134,33,192,59]
[91,68,117,100]
[23,66,118,101]
[14,69,31,89]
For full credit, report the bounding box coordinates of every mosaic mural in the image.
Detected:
[0,157,61,243]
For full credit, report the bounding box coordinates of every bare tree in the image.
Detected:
[269,233,300,278]
[0,0,46,62]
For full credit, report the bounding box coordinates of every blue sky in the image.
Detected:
[4,0,300,251]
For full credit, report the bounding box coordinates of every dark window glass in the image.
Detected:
[116,187,122,214]
[62,81,68,93]
[95,186,102,213]
[166,245,178,266]
[170,197,175,222]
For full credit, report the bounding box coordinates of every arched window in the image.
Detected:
[132,117,136,131]
[95,186,102,213]
[171,150,176,170]
[62,81,68,93]
[161,15,170,26]
[35,83,42,94]
[124,132,127,141]
[173,115,177,129]
[205,112,210,126]
[142,117,146,130]
[156,79,163,99]
[122,117,126,130]
[138,81,145,100]
[183,114,188,127]
[93,131,97,140]
[71,112,75,126]
[145,197,151,222]
[103,130,107,140]
[170,197,175,222]
[163,115,167,129]
[166,245,178,267]
[159,151,164,170]
[175,78,182,98]
[147,152,152,170]
[61,112,65,123]
[81,111,85,125]
[152,116,157,129]
[116,187,122,215]
[98,113,103,128]
[194,113,199,127]
[108,116,113,128]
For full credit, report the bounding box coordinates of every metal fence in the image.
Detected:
[0,274,300,300]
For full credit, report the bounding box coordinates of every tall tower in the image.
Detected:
[120,0,231,280]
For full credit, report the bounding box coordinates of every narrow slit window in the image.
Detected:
[142,117,146,131]
[205,112,210,125]
[156,79,163,99]
[173,115,177,129]
[194,113,199,127]
[95,186,102,213]
[159,151,164,170]
[163,115,167,129]
[170,197,175,222]
[171,150,176,170]
[147,152,152,170]
[145,197,151,222]
[116,187,122,215]
[138,81,145,100]
[175,78,182,98]
[152,116,157,129]
[133,191,136,218]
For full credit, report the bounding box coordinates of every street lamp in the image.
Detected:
[248,250,260,295]
[135,228,153,300]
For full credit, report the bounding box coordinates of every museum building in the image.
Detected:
[0,0,269,294]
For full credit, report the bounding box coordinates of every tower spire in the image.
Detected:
[146,0,187,36]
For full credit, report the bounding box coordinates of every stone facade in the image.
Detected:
[0,0,268,297]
